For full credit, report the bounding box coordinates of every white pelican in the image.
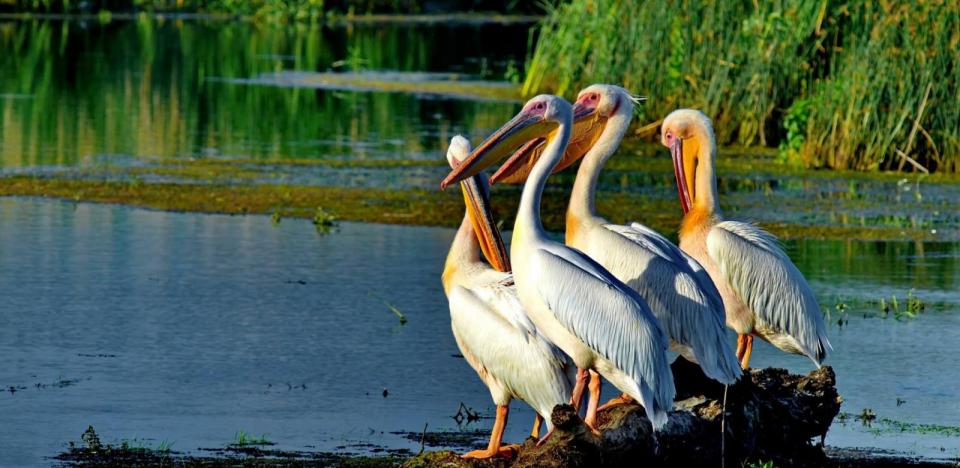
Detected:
[487,85,741,410]
[441,136,574,458]
[441,96,675,432]
[662,109,832,369]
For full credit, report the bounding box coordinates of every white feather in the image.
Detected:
[530,243,676,429]
[588,222,742,384]
[707,221,832,365]
[448,276,574,426]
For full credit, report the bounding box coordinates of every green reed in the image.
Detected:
[524,0,959,173]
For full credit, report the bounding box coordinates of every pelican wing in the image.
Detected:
[604,222,740,383]
[448,281,572,422]
[707,221,832,364]
[616,222,725,313]
[469,271,538,340]
[532,243,675,428]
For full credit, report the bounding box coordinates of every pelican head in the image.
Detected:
[488,84,641,185]
[572,84,642,120]
[661,109,715,214]
[441,95,571,190]
[446,135,510,272]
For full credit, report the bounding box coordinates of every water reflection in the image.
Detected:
[0,19,526,166]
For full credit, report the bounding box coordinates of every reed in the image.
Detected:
[524,0,959,172]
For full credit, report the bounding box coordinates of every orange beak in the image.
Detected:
[440,109,554,190]
[460,173,510,272]
[488,101,603,185]
[670,138,695,214]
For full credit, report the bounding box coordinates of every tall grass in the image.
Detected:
[793,2,959,172]
[524,0,959,172]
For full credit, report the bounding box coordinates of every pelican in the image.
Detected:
[487,85,741,410]
[442,136,574,459]
[662,109,832,369]
[441,96,675,433]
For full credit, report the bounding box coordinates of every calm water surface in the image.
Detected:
[0,19,524,166]
[0,199,958,465]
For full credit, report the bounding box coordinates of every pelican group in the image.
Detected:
[442,95,675,433]
[442,136,574,459]
[488,86,742,409]
[438,91,830,457]
[662,109,831,368]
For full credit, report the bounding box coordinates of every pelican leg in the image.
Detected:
[530,413,543,439]
[736,334,747,361]
[597,393,634,412]
[739,335,754,369]
[536,427,554,447]
[462,405,518,459]
[583,370,602,432]
[570,368,589,413]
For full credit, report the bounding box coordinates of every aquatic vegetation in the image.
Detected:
[61,426,178,463]
[830,302,849,328]
[857,408,877,426]
[839,412,960,437]
[879,290,926,321]
[58,425,403,465]
[743,461,776,468]
[0,174,952,242]
[312,207,339,235]
[368,291,407,325]
[231,429,273,447]
[524,0,960,173]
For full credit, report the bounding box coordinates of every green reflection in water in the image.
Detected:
[0,18,526,167]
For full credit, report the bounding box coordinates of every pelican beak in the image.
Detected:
[489,137,546,185]
[572,101,598,121]
[440,110,555,189]
[488,102,601,185]
[460,174,510,272]
[670,138,695,214]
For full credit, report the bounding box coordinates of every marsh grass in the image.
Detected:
[525,0,959,173]
[231,429,273,447]
[312,207,339,234]
[879,290,926,321]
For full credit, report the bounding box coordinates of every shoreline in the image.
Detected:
[0,175,948,242]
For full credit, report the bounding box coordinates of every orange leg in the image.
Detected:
[740,334,754,370]
[736,334,746,361]
[570,368,589,413]
[583,370,602,431]
[530,413,543,439]
[536,427,554,447]
[462,405,518,459]
[597,393,634,412]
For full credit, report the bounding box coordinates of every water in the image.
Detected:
[0,18,525,167]
[0,199,958,465]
